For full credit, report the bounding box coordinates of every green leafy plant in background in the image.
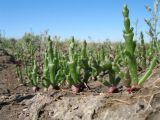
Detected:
[139,32,147,69]
[145,0,160,55]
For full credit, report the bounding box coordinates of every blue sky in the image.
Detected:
[0,0,155,41]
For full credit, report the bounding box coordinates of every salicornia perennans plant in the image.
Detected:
[67,37,83,93]
[80,40,91,86]
[123,4,157,92]
[42,51,50,89]
[16,64,24,85]
[47,36,62,90]
[100,56,121,93]
[28,60,39,91]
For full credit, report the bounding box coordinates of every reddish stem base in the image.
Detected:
[32,86,40,92]
[71,84,85,93]
[107,86,119,93]
[127,85,140,94]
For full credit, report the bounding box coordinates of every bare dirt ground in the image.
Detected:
[1,49,160,120]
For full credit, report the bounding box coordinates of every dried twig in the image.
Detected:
[144,92,160,112]
[110,99,131,105]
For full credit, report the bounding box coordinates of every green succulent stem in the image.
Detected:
[68,37,81,85]
[100,58,120,87]
[123,5,157,87]
[68,61,80,84]
[46,37,62,87]
[16,66,23,84]
[42,51,50,88]
[29,60,38,87]
[48,36,54,62]
[138,57,157,85]
[123,4,139,85]
[140,32,146,69]
[48,61,56,84]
